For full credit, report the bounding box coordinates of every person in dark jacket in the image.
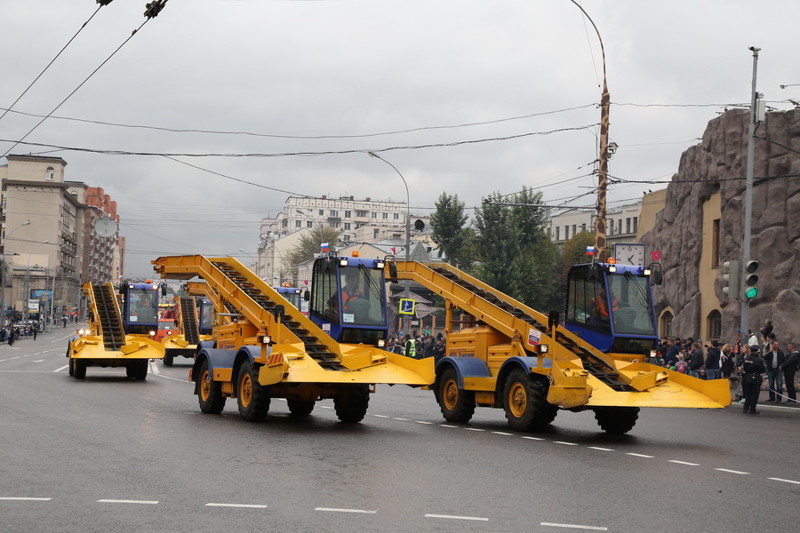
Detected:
[740,345,766,414]
[763,340,785,402]
[705,341,722,380]
[783,343,798,403]
[689,342,705,379]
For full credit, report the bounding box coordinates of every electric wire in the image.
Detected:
[1,5,164,158]
[0,2,110,123]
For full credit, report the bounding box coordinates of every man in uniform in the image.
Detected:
[740,345,766,415]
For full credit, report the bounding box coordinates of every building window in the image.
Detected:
[707,310,722,342]
[344,210,351,218]
[372,212,377,219]
[572,224,576,236]
[565,226,570,240]
[307,221,313,228]
[555,227,560,240]
[712,219,720,268]
[581,223,586,233]
[318,209,324,216]
[330,210,337,217]
[344,223,351,230]
[45,167,54,180]
[609,219,615,235]
[394,213,399,220]
[659,310,673,338]
[633,216,638,234]
[626,218,631,234]
[356,210,367,218]
[382,213,388,220]
[295,220,301,228]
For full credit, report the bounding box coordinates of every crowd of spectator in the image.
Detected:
[652,319,798,404]
[388,330,446,361]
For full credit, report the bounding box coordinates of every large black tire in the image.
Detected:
[334,384,370,423]
[163,353,174,367]
[127,360,148,380]
[68,357,75,377]
[503,369,557,431]
[593,406,640,435]
[287,399,315,417]
[73,359,86,380]
[197,359,226,414]
[436,367,475,423]
[237,359,270,422]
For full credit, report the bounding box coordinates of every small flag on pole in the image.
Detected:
[390,247,397,255]
[320,242,330,252]
[585,246,595,256]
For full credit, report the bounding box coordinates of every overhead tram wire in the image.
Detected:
[0,1,114,123]
[0,104,597,141]
[1,0,171,159]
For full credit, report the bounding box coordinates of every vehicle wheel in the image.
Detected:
[237,359,270,422]
[132,360,148,380]
[593,406,639,435]
[503,368,557,431]
[68,357,75,377]
[163,353,173,367]
[436,367,475,423]
[197,359,226,414]
[73,359,86,380]
[287,399,315,417]
[334,384,370,423]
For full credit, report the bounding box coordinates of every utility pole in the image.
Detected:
[740,46,760,335]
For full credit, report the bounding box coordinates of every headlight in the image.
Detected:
[149,330,156,336]
[377,339,386,348]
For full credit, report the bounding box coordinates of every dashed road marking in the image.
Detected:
[715,468,749,475]
[315,507,377,514]
[0,497,51,501]
[97,499,159,505]
[554,441,579,446]
[425,513,488,522]
[669,460,700,466]
[541,521,607,531]
[206,503,267,509]
[465,427,485,432]
[588,446,613,452]
[491,431,513,436]
[522,436,544,441]
[767,477,800,485]
[416,420,433,425]
[626,453,653,459]
[53,365,69,372]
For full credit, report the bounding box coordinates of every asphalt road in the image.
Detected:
[1,326,798,532]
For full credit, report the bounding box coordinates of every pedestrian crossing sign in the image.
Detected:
[399,298,415,315]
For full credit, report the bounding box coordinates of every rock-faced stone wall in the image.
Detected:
[641,108,800,342]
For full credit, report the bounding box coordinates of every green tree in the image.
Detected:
[430,192,471,268]
[560,231,595,280]
[284,226,341,281]
[473,188,561,311]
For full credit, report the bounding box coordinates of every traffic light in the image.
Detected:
[721,260,740,301]
[743,259,759,300]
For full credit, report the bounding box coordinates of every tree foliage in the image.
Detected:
[473,187,561,311]
[560,231,595,280]
[284,226,341,281]
[430,192,472,269]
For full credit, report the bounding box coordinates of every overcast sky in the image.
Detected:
[1,0,798,277]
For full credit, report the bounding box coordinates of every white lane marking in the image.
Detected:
[155,374,191,383]
[394,417,409,421]
[33,360,44,363]
[588,446,613,452]
[669,460,700,466]
[54,365,69,372]
[541,522,608,531]
[206,503,267,509]
[425,513,488,522]
[372,414,389,418]
[492,431,513,436]
[523,436,544,441]
[554,441,579,446]
[97,499,159,505]
[441,424,458,428]
[9,356,20,360]
[767,477,800,485]
[0,497,52,501]
[715,468,749,475]
[416,420,433,425]
[465,428,485,432]
[315,507,377,514]
[626,453,653,459]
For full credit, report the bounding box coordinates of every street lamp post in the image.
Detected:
[367,152,412,335]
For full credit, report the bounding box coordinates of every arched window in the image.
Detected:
[45,167,54,180]
[707,310,722,343]
[659,309,674,338]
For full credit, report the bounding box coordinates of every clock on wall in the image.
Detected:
[93,216,118,238]
[614,243,647,266]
